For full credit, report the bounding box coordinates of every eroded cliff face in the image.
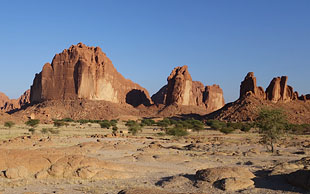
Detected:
[152,66,225,113]
[30,43,152,107]
[204,85,225,112]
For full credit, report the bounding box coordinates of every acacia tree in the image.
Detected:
[256,108,288,153]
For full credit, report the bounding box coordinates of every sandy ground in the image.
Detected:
[0,122,309,194]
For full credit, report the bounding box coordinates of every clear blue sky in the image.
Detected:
[0,0,309,102]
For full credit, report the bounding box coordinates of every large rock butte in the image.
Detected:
[30,43,151,107]
[152,66,225,113]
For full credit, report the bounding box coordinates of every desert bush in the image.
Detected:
[286,123,310,134]
[185,119,205,133]
[128,123,142,135]
[61,118,75,122]
[141,119,155,126]
[206,119,226,130]
[256,108,288,153]
[112,126,118,134]
[240,123,253,132]
[99,120,111,129]
[166,127,188,137]
[4,121,15,128]
[29,128,36,134]
[110,119,118,127]
[41,128,59,134]
[25,119,40,128]
[41,128,49,134]
[125,120,137,127]
[53,120,66,128]
[156,118,171,128]
[77,119,89,124]
[220,127,235,134]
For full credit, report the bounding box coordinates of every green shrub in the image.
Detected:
[166,127,188,137]
[241,123,252,132]
[220,127,235,134]
[206,120,226,130]
[256,108,288,153]
[128,123,142,135]
[4,121,15,128]
[125,120,137,127]
[25,119,40,128]
[99,120,111,129]
[141,119,156,126]
[49,128,60,134]
[53,120,66,128]
[41,128,49,134]
[110,119,118,127]
[77,119,89,124]
[29,128,36,134]
[61,118,75,122]
[41,128,60,134]
[287,123,310,134]
[112,126,118,134]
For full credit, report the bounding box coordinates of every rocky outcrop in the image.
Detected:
[266,76,297,102]
[240,73,301,103]
[0,90,30,112]
[0,92,10,108]
[239,72,265,99]
[152,66,225,113]
[30,43,151,107]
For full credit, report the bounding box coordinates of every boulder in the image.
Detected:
[219,177,254,191]
[152,66,225,113]
[30,43,152,107]
[195,166,255,183]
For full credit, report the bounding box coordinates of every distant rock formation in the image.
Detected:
[152,65,225,113]
[0,92,10,108]
[240,72,301,103]
[265,76,298,102]
[239,72,265,100]
[30,43,152,107]
[208,72,310,123]
[0,90,30,112]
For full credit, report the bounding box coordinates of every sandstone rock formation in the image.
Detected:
[152,66,225,113]
[0,92,9,108]
[239,72,265,99]
[266,76,297,102]
[0,90,30,112]
[30,43,151,107]
[240,72,300,103]
[204,85,225,112]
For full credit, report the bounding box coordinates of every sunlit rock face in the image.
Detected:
[152,65,225,113]
[239,72,299,103]
[30,43,152,107]
[0,90,30,112]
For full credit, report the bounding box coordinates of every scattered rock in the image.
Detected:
[195,166,255,183]
[218,177,254,191]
